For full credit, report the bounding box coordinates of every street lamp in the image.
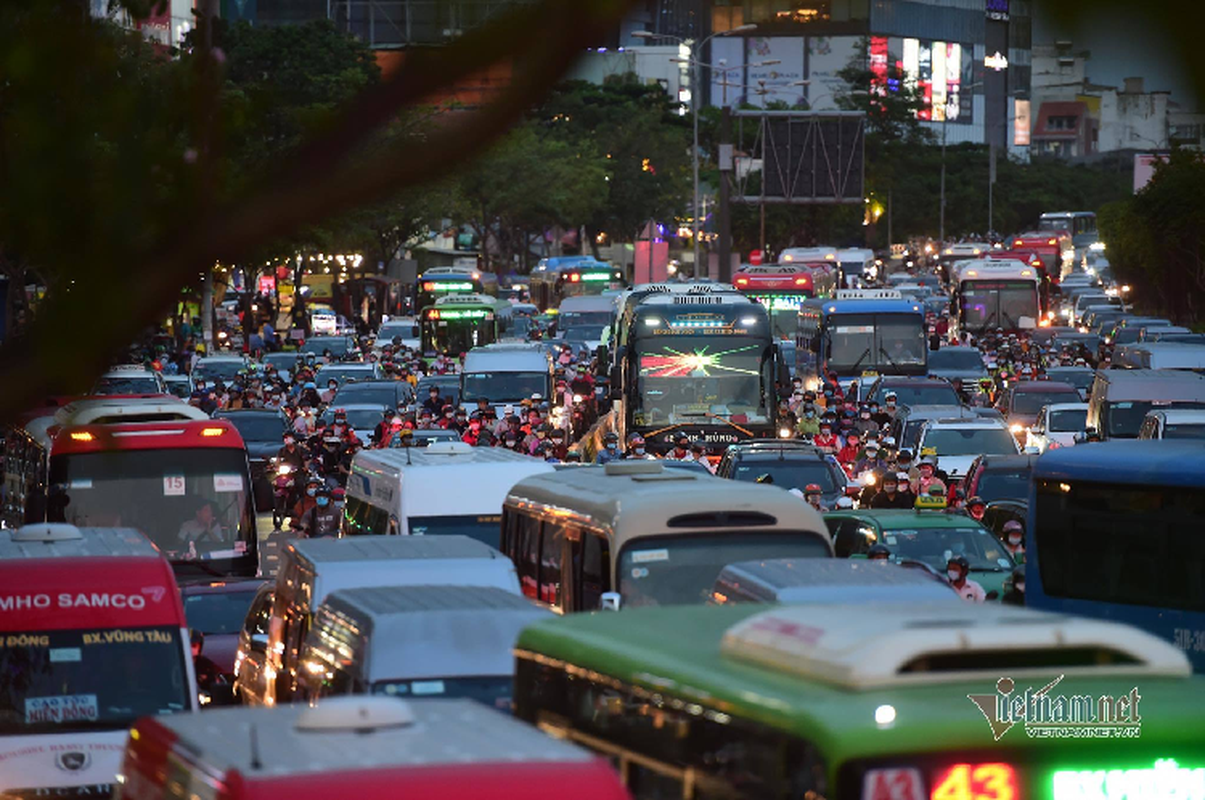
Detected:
[633,24,756,277]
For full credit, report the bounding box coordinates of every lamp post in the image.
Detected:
[633,24,756,278]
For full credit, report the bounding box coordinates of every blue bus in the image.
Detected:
[1028,440,1205,671]
[796,290,927,392]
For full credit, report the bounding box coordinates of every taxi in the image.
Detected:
[823,506,1015,599]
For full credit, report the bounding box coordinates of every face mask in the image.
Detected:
[1008,534,1022,545]
[861,412,871,419]
[634,447,645,455]
[1015,582,1025,592]
[606,442,617,450]
[306,487,317,497]
[316,497,330,507]
[947,569,961,581]
[805,411,814,418]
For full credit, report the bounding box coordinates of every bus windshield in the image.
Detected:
[47,448,257,577]
[747,294,803,340]
[635,339,770,427]
[416,278,481,312]
[1034,479,1205,611]
[0,627,189,734]
[422,316,495,356]
[408,514,502,548]
[1012,390,1078,416]
[885,526,1014,573]
[373,676,512,712]
[960,280,1039,331]
[461,372,549,403]
[827,314,925,372]
[1163,423,1205,439]
[559,311,613,328]
[618,532,831,607]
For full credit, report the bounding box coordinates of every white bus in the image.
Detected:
[953,259,1041,335]
[345,441,553,544]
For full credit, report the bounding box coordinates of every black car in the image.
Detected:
[716,441,849,509]
[962,453,1040,505]
[212,409,289,511]
[331,379,415,410]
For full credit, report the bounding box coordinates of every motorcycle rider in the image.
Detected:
[946,554,986,602]
[297,486,341,538]
[870,472,912,508]
[1001,519,1026,560]
[596,431,622,464]
[965,495,988,522]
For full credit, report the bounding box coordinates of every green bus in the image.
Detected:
[420,293,506,356]
[514,603,1205,800]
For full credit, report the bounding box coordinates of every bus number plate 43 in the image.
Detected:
[862,768,925,800]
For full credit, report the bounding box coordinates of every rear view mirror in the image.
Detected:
[600,592,622,612]
[249,633,268,653]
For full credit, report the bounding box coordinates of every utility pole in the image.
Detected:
[717,104,733,284]
[939,113,947,247]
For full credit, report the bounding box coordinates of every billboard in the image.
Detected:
[1133,153,1169,194]
[735,112,865,204]
[710,37,744,106]
[746,37,805,107]
[1014,98,1031,146]
[807,36,862,110]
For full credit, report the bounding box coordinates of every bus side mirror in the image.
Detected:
[249,633,269,654]
[599,592,622,612]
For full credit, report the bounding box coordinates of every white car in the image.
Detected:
[91,365,166,396]
[310,308,339,336]
[1025,402,1089,453]
[916,417,1020,483]
[1137,409,1205,440]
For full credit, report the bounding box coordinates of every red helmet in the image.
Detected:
[804,483,822,495]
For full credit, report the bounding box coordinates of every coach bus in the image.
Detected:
[1028,440,1205,671]
[734,263,837,341]
[514,602,1204,800]
[5,418,258,580]
[796,290,927,392]
[1039,210,1099,251]
[610,287,786,453]
[419,293,503,356]
[953,259,1042,336]
[529,256,625,311]
[501,460,829,611]
[413,267,492,315]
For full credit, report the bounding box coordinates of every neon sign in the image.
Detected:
[1052,759,1205,800]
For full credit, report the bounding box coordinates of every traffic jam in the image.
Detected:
[3,216,1205,799]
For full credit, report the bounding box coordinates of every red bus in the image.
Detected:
[116,696,631,800]
[1011,231,1072,283]
[734,263,837,340]
[12,419,259,580]
[0,524,197,798]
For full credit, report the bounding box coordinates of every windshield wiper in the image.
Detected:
[846,347,872,375]
[878,346,900,372]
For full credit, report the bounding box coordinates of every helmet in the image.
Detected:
[867,543,891,560]
[1002,519,1024,534]
[835,496,854,509]
[947,554,970,573]
[967,495,986,508]
[804,483,822,495]
[603,431,619,443]
[629,434,645,445]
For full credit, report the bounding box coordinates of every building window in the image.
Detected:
[712,3,745,32]
[1047,115,1077,131]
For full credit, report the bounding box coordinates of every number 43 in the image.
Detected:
[931,763,1017,800]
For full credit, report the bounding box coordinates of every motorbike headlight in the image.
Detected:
[1009,423,1025,434]
[779,427,792,439]
[573,394,584,403]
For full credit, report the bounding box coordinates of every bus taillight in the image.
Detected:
[569,273,580,283]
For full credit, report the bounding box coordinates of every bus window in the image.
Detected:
[540,523,563,607]
[518,516,542,601]
[1035,480,1205,611]
[574,532,611,611]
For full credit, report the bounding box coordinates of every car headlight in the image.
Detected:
[1009,423,1024,434]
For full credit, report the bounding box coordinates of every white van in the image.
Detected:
[835,247,876,288]
[459,343,553,409]
[298,584,549,708]
[255,534,520,707]
[345,441,554,544]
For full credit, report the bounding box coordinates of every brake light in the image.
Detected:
[428,309,439,319]
[1048,238,1057,245]
[200,427,227,437]
[422,282,434,291]
[794,277,810,286]
[569,273,580,283]
[1014,240,1023,247]
[69,432,94,442]
[736,277,749,286]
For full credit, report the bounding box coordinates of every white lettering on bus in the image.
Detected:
[57,593,147,610]
[0,594,52,612]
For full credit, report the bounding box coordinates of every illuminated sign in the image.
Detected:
[423,281,475,291]
[984,52,1009,71]
[581,272,619,282]
[986,0,1010,21]
[930,763,1018,800]
[426,309,493,320]
[749,294,804,311]
[1052,759,1203,800]
[638,344,761,378]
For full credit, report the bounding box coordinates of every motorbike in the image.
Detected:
[270,458,297,530]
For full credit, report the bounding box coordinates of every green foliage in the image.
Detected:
[537,77,691,241]
[1099,150,1205,322]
